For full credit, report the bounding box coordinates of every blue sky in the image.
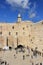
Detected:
[0,0,43,23]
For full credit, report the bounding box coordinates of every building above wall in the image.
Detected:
[0,14,43,53]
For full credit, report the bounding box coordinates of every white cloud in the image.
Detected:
[6,0,31,9]
[29,13,36,18]
[6,0,37,18]
[29,2,36,18]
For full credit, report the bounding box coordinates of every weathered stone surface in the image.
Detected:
[0,15,43,53]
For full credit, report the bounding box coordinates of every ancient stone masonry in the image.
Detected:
[0,14,43,53]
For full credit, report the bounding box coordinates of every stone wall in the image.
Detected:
[0,18,43,52]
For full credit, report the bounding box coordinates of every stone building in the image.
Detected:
[0,14,43,53]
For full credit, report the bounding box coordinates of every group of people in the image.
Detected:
[0,59,9,65]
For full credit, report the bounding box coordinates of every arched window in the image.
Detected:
[29,34,31,37]
[42,22,43,24]
[12,26,14,29]
[9,32,11,35]
[23,27,25,30]
[31,39,32,41]
[16,32,18,35]
[0,32,2,35]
